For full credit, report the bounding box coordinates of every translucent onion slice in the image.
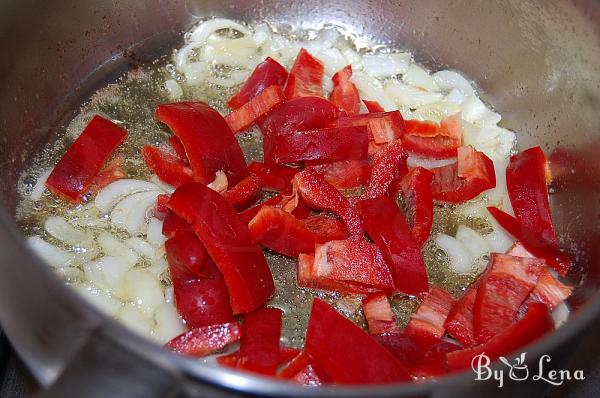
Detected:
[83,256,130,299]
[97,231,139,267]
[125,237,161,261]
[455,225,490,261]
[27,236,74,268]
[44,216,90,247]
[75,283,123,316]
[435,233,473,274]
[146,217,166,247]
[433,70,476,96]
[165,79,183,99]
[363,53,411,78]
[189,18,250,44]
[154,303,187,344]
[461,96,501,126]
[402,64,440,92]
[55,266,85,284]
[30,168,52,201]
[110,190,161,234]
[407,156,457,170]
[384,80,444,109]
[117,303,155,339]
[352,72,397,111]
[124,269,165,315]
[95,179,161,213]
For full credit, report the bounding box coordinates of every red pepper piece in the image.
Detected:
[447,302,554,370]
[507,147,558,246]
[165,231,222,280]
[473,253,545,343]
[222,173,263,210]
[404,286,455,347]
[248,161,298,192]
[228,57,289,109]
[239,307,283,375]
[301,215,348,243]
[294,169,350,215]
[216,351,240,368]
[431,145,496,203]
[399,167,434,247]
[402,115,462,159]
[362,292,400,335]
[284,48,324,98]
[168,183,274,314]
[268,125,369,164]
[363,99,385,113]
[225,85,286,134]
[363,140,408,199]
[248,206,316,257]
[142,144,193,188]
[333,111,405,145]
[154,194,170,220]
[165,321,241,357]
[444,281,480,347]
[310,160,371,190]
[173,278,233,328]
[360,196,429,296]
[238,195,284,225]
[88,154,127,195]
[487,206,571,276]
[279,347,303,365]
[168,136,188,164]
[330,65,360,115]
[155,102,248,185]
[305,298,412,384]
[277,352,328,386]
[162,210,193,238]
[46,115,128,203]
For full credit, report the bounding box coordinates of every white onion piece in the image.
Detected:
[461,96,501,126]
[30,168,52,201]
[75,284,123,316]
[164,286,175,304]
[341,47,363,71]
[352,72,397,111]
[125,237,161,260]
[457,200,489,219]
[363,53,411,78]
[462,122,516,161]
[445,88,466,105]
[189,18,250,44]
[97,231,139,266]
[147,218,166,247]
[148,257,168,279]
[149,175,175,194]
[411,101,461,123]
[433,70,476,96]
[95,179,161,213]
[27,236,74,267]
[110,190,160,233]
[552,302,570,327]
[180,61,209,85]
[385,80,443,109]
[118,303,155,339]
[314,47,347,75]
[435,233,474,274]
[455,225,490,260]
[125,269,165,315]
[165,79,183,99]
[83,256,130,299]
[201,36,257,67]
[318,28,341,48]
[253,23,271,46]
[44,216,89,247]
[402,64,440,92]
[55,266,85,284]
[485,157,514,214]
[485,211,515,253]
[407,156,456,170]
[154,303,186,343]
[207,170,228,193]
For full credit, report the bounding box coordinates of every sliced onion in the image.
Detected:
[363,53,411,78]
[55,266,85,284]
[164,286,175,304]
[147,217,166,247]
[125,237,161,260]
[352,72,397,111]
[27,236,74,268]
[165,79,183,99]
[180,61,209,85]
[461,96,501,126]
[97,231,139,267]
[148,257,168,279]
[95,179,161,213]
[110,190,160,234]
[149,175,175,194]
[433,70,476,96]
[455,225,490,260]
[124,269,165,315]
[485,210,515,253]
[117,303,155,339]
[30,168,52,201]
[313,47,347,75]
[201,36,258,67]
[407,156,457,170]
[446,87,466,105]
[384,80,443,109]
[402,64,440,92]
[189,18,250,44]
[44,216,89,247]
[552,301,570,327]
[411,102,461,123]
[253,22,272,46]
[341,47,364,71]
[83,256,130,299]
[435,233,474,274]
[75,283,123,316]
[154,302,187,343]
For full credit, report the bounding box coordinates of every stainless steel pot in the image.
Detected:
[0,1,599,397]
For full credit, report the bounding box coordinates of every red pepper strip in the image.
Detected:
[248,206,315,257]
[219,346,302,370]
[332,111,405,145]
[154,194,170,220]
[168,136,188,164]
[430,145,496,203]
[238,195,284,225]
[142,144,193,187]
[487,206,571,276]
[238,307,283,375]
[165,231,222,280]
[305,298,412,384]
[473,253,545,343]
[173,277,234,328]
[46,115,128,203]
[297,253,379,295]
[399,167,434,247]
[268,125,369,164]
[216,352,240,368]
[444,281,480,347]
[363,140,408,199]
[447,302,554,370]
[162,210,193,238]
[155,102,248,185]
[360,196,429,296]
[362,292,400,335]
[309,160,371,190]
[88,154,127,195]
[225,85,286,134]
[165,321,241,357]
[363,99,385,113]
[330,65,360,115]
[402,114,462,159]
[168,183,275,314]
[277,352,327,386]
[507,146,558,246]
[248,161,298,192]
[222,173,263,210]
[404,286,455,347]
[279,347,303,364]
[284,48,324,98]
[301,215,348,243]
[294,169,349,217]
[228,57,289,109]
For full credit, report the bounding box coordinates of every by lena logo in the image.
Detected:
[471,352,585,388]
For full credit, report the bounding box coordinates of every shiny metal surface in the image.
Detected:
[0,0,599,396]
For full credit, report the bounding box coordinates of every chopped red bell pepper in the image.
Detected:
[277,352,327,386]
[154,194,170,220]
[487,206,570,276]
[88,154,127,194]
[332,111,405,145]
[238,195,285,225]
[360,196,429,296]
[309,160,371,190]
[404,286,455,347]
[279,347,303,365]
[239,307,283,375]
[473,253,544,343]
[284,48,324,98]
[363,140,408,199]
[217,346,302,371]
[228,57,289,109]
[248,206,315,257]
[430,145,496,203]
[168,183,274,314]
[142,144,193,187]
[362,292,400,335]
[168,136,188,164]
[363,100,385,113]
[444,280,480,347]
[225,85,286,134]
[399,167,434,247]
[165,321,241,357]
[294,169,350,216]
[216,351,240,368]
[155,102,248,185]
[165,231,207,280]
[330,65,360,115]
[248,161,298,192]
[267,125,369,164]
[46,115,128,203]
[301,215,348,243]
[446,302,554,370]
[173,277,234,328]
[305,298,412,384]
[506,147,558,246]
[162,210,193,238]
[402,114,462,159]
[222,173,263,210]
